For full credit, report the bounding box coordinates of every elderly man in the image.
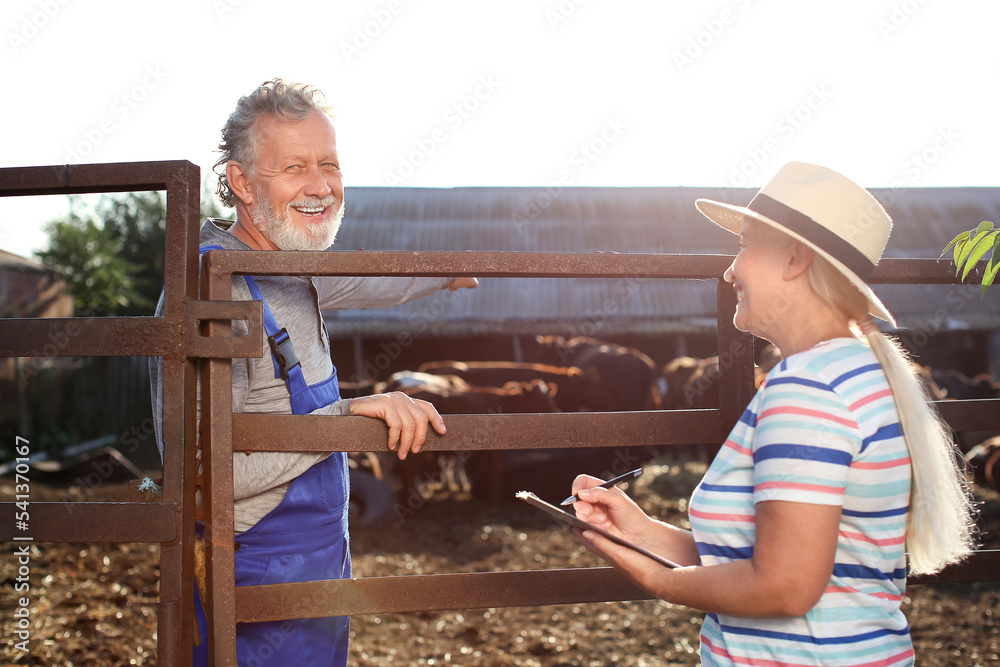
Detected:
[149,79,475,666]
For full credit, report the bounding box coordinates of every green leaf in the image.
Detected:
[961,230,999,282]
[953,234,971,275]
[988,236,1000,272]
[982,258,1000,297]
[976,220,995,235]
[956,229,991,277]
[940,230,970,257]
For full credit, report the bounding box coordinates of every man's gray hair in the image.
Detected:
[214,78,335,208]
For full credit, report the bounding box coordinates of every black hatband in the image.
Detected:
[747,193,876,280]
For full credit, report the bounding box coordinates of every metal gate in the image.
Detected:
[2,160,998,666]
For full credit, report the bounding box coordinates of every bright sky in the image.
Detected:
[2,0,998,259]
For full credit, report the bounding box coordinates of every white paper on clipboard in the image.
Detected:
[515,491,679,569]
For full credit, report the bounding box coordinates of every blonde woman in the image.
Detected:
[571,162,975,666]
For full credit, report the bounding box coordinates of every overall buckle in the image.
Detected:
[267,328,301,381]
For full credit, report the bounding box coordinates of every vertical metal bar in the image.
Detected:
[162,163,202,322]
[714,278,756,455]
[156,162,200,667]
[202,253,239,666]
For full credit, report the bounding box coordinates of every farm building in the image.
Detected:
[324,185,1000,383]
[0,248,73,320]
[0,250,74,434]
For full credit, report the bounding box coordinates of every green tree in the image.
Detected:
[36,195,152,316]
[36,178,231,317]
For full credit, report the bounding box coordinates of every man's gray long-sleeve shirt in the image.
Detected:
[149,218,453,531]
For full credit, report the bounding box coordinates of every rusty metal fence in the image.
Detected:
[2,160,999,666]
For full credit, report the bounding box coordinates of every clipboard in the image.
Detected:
[516,491,679,569]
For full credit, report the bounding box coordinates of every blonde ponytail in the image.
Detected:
[861,325,975,575]
[807,253,975,575]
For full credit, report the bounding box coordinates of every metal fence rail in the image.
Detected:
[1,161,998,667]
[200,247,1000,665]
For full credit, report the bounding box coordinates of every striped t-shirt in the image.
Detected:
[688,338,914,667]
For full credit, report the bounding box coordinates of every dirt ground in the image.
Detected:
[1,458,997,667]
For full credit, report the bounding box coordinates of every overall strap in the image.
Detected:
[199,245,291,380]
[198,245,340,414]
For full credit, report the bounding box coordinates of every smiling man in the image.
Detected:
[224,107,345,252]
[149,79,476,666]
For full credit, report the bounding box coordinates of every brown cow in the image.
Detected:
[408,379,560,414]
[658,356,705,410]
[416,360,606,412]
[375,373,562,506]
[660,344,780,411]
[525,335,657,411]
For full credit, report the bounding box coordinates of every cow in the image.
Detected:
[659,345,781,411]
[657,356,703,411]
[655,347,780,462]
[416,360,607,412]
[380,370,472,396]
[387,373,561,415]
[524,335,658,411]
[373,372,562,505]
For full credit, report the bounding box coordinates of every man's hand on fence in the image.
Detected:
[349,391,447,459]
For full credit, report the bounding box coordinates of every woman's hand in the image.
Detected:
[571,474,702,576]
[571,474,653,545]
[349,391,446,460]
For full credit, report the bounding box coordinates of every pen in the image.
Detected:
[560,468,643,506]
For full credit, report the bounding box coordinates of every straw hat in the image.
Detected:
[695,161,895,326]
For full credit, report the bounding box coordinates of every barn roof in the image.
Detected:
[0,249,73,319]
[323,186,1000,337]
[0,249,48,271]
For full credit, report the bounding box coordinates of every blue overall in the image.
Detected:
[194,246,349,667]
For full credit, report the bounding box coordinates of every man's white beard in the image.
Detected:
[253,190,344,251]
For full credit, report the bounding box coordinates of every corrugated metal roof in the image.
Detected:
[324,186,1000,337]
